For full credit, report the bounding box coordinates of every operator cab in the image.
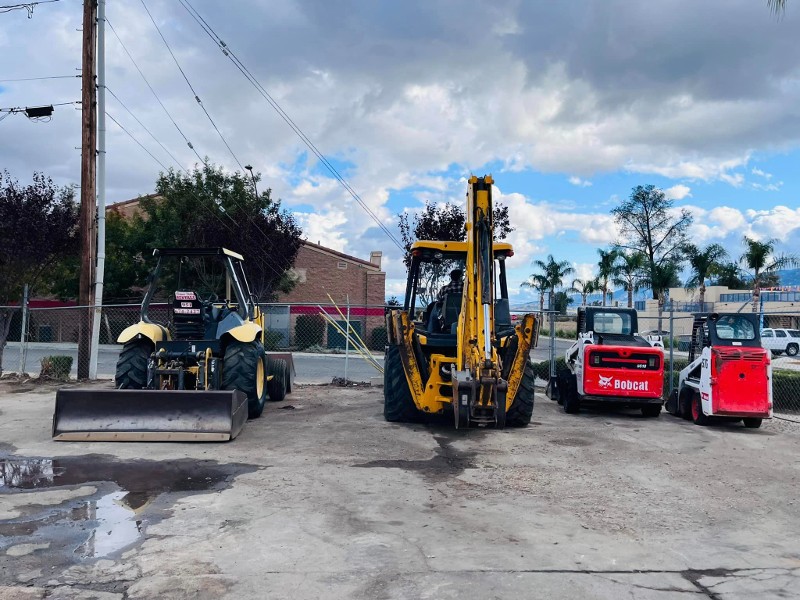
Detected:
[404,240,514,349]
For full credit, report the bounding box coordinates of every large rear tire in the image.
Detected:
[679,387,693,420]
[641,404,662,418]
[563,374,581,414]
[691,393,710,426]
[223,341,267,419]
[506,360,535,427]
[743,417,763,429]
[266,358,287,402]
[384,345,420,423]
[115,340,152,389]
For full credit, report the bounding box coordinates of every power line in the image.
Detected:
[178,0,405,251]
[0,74,79,83]
[0,0,59,17]
[139,0,244,172]
[106,17,203,167]
[105,86,184,170]
[106,110,170,172]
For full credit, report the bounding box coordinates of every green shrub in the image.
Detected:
[263,330,284,351]
[532,357,566,380]
[773,369,800,413]
[40,355,73,380]
[295,314,325,350]
[369,326,388,351]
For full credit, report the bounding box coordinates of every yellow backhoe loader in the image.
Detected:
[52,248,293,441]
[385,175,538,428]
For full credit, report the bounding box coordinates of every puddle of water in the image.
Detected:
[0,455,255,561]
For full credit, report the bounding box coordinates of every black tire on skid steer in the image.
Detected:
[115,340,152,389]
[506,360,535,427]
[383,345,421,423]
[563,374,581,414]
[641,404,662,418]
[743,417,763,429]
[266,358,287,402]
[222,340,267,419]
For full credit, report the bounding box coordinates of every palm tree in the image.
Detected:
[570,278,597,307]
[640,261,681,331]
[710,261,747,289]
[768,0,787,16]
[612,251,646,308]
[740,236,799,312]
[684,243,728,310]
[520,273,548,313]
[597,248,619,307]
[529,255,575,310]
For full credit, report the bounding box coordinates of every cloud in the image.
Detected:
[663,184,692,200]
[568,176,592,187]
[752,167,772,179]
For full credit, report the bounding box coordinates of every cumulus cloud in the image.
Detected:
[663,184,692,200]
[568,176,592,187]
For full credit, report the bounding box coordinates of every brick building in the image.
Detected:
[270,241,386,349]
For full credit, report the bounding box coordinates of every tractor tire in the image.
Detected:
[556,370,569,406]
[222,340,267,419]
[665,388,679,415]
[786,343,799,357]
[506,360,535,427]
[384,345,421,423]
[266,358,287,402]
[563,374,581,414]
[679,387,693,420]
[641,404,662,418]
[743,417,763,429]
[691,393,710,426]
[115,340,152,389]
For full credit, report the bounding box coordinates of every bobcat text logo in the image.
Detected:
[596,375,650,391]
[598,375,613,388]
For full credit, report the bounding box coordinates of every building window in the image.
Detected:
[337,261,347,270]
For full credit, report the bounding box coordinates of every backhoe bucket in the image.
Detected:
[52,389,248,442]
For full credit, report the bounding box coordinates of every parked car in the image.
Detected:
[761,328,800,356]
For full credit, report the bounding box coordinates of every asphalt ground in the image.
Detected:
[0,379,798,599]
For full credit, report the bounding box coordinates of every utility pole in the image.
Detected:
[78,0,98,379]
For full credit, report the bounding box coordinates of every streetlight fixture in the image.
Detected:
[244,164,258,199]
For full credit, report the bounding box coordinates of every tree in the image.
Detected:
[527,255,574,311]
[683,243,728,309]
[768,0,787,16]
[0,171,79,375]
[597,248,619,306]
[570,278,597,307]
[612,185,693,300]
[710,261,748,289]
[521,273,548,312]
[122,164,303,302]
[640,261,681,331]
[612,251,646,308]
[553,291,573,315]
[740,236,798,312]
[398,200,512,304]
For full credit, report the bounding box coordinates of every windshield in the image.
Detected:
[593,312,632,335]
[715,316,756,340]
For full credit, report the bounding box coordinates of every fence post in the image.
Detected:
[668,298,674,397]
[344,295,350,383]
[18,284,29,376]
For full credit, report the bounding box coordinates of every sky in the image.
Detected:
[1,0,799,304]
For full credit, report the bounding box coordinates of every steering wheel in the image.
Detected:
[205,293,219,304]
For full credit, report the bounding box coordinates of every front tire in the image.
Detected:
[563,374,580,414]
[115,340,152,389]
[384,345,420,423]
[786,344,798,357]
[679,387,693,420]
[743,417,763,429]
[266,358,287,402]
[691,393,710,426]
[506,360,535,427]
[223,341,267,419]
[641,404,662,418]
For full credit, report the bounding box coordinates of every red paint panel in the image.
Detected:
[583,345,664,399]
[711,347,771,416]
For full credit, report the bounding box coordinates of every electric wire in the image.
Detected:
[139,0,244,173]
[177,0,404,251]
[106,17,203,166]
[106,110,170,172]
[0,74,79,83]
[105,86,184,170]
[0,0,59,16]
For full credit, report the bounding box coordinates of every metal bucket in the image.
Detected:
[52,389,248,442]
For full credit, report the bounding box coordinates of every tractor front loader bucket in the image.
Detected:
[52,389,248,442]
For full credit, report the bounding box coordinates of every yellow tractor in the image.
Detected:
[53,248,292,441]
[385,175,538,428]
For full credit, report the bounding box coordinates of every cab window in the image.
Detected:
[715,316,756,340]
[592,312,632,335]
